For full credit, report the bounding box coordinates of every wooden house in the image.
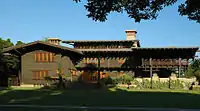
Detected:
[2,30,198,86]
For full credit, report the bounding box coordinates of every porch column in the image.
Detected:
[150,57,153,89]
[18,70,21,86]
[97,52,101,81]
[178,57,181,78]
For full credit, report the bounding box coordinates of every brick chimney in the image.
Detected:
[125,30,137,40]
[47,38,61,45]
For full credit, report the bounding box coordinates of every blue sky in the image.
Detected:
[0,0,199,49]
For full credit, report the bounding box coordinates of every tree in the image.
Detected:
[42,37,49,42]
[0,38,23,86]
[16,41,25,46]
[73,0,200,23]
[185,59,200,81]
[0,38,14,49]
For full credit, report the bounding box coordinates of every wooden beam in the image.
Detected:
[142,69,159,71]
[14,49,21,55]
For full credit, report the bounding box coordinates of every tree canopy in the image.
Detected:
[0,38,25,77]
[185,58,200,81]
[73,0,200,23]
[16,41,25,46]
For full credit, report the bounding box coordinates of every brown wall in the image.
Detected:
[21,50,75,84]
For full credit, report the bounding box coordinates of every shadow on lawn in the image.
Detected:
[0,86,200,110]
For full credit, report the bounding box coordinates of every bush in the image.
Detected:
[132,79,169,89]
[114,74,134,84]
[152,81,169,89]
[142,79,151,89]
[99,76,116,88]
[192,86,200,91]
[194,70,200,82]
[169,80,184,89]
[128,79,188,90]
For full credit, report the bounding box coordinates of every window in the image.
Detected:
[120,71,124,76]
[118,57,126,64]
[34,52,56,62]
[100,58,104,64]
[71,70,77,76]
[42,53,45,62]
[32,70,48,80]
[56,68,64,75]
[83,57,105,64]
[83,58,87,64]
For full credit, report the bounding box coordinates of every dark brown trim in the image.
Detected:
[132,47,199,50]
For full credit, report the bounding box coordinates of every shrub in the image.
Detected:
[99,76,116,88]
[194,70,200,82]
[169,80,184,89]
[192,86,200,91]
[130,79,187,90]
[152,81,169,89]
[142,79,151,89]
[115,74,134,84]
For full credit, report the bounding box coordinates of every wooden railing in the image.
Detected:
[142,59,188,66]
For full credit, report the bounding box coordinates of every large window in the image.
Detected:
[34,52,56,62]
[83,58,104,64]
[118,57,126,64]
[32,70,48,80]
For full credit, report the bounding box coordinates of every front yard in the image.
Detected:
[0,87,200,110]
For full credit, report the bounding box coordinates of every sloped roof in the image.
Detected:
[3,41,83,55]
[131,47,199,58]
[63,40,141,47]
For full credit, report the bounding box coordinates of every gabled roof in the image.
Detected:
[3,41,83,55]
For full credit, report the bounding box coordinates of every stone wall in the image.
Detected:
[127,74,197,90]
[135,74,196,83]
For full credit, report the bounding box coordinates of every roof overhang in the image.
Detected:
[3,41,83,56]
[131,47,199,58]
[63,40,140,47]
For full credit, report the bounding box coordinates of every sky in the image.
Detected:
[0,0,199,49]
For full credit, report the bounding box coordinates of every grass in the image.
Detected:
[0,87,200,110]
[0,108,149,111]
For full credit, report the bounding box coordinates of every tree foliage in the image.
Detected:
[16,41,25,46]
[185,59,200,81]
[0,38,25,77]
[73,0,200,23]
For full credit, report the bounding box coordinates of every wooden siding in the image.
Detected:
[21,50,75,84]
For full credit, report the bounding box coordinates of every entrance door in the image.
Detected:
[82,71,108,82]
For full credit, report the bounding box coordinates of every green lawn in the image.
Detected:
[0,107,136,111]
[0,87,200,110]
